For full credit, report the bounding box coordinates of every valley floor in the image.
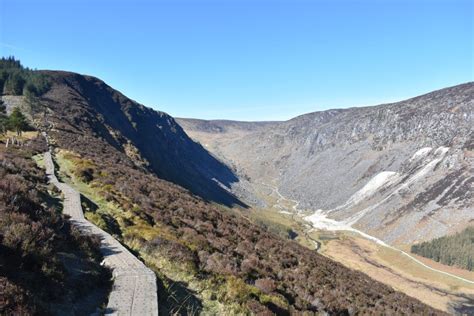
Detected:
[244,179,474,314]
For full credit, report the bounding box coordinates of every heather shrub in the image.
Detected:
[0,138,110,314]
[35,71,445,315]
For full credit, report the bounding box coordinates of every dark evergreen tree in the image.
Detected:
[24,74,50,98]
[8,107,28,136]
[0,71,8,94]
[4,72,26,95]
[0,56,50,96]
[0,99,7,134]
[0,56,22,69]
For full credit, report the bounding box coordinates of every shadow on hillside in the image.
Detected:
[80,195,123,238]
[58,72,246,208]
[157,277,203,315]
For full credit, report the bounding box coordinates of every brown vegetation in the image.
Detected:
[0,136,110,315]
[39,70,447,315]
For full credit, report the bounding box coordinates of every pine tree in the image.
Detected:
[8,107,28,136]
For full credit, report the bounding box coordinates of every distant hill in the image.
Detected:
[179,83,474,244]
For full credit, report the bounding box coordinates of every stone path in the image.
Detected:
[44,151,159,315]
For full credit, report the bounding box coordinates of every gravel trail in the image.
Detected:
[44,150,158,315]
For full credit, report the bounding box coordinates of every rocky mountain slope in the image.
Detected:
[37,71,244,207]
[1,65,447,314]
[178,83,474,245]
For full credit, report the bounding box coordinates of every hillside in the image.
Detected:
[0,64,447,314]
[35,70,243,208]
[179,83,474,245]
[0,135,110,314]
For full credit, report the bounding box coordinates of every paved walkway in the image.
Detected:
[44,151,158,315]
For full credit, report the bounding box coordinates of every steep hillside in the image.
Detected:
[3,68,446,314]
[180,83,474,245]
[176,119,281,206]
[38,71,243,207]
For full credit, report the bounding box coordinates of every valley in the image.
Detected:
[1,57,470,315]
[178,82,474,313]
[2,1,472,314]
[237,176,474,313]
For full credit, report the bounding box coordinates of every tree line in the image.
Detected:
[411,226,474,271]
[0,56,50,98]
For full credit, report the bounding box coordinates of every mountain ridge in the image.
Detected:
[180,82,473,124]
[36,70,245,207]
[178,82,474,244]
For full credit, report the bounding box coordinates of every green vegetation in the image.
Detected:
[0,56,50,97]
[0,99,7,134]
[36,61,443,315]
[32,153,45,169]
[53,145,440,315]
[411,226,474,271]
[0,104,32,137]
[249,209,299,240]
[7,107,29,136]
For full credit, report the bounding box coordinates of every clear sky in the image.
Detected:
[0,0,472,121]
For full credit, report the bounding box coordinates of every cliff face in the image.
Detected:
[37,71,244,207]
[180,83,474,244]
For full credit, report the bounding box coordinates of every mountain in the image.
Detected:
[178,83,474,245]
[36,71,244,208]
[0,63,445,314]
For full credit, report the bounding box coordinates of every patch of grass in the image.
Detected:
[133,243,226,315]
[32,153,45,169]
[55,149,130,233]
[244,207,325,251]
[307,230,342,253]
[0,131,40,144]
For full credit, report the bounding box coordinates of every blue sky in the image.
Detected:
[1,0,472,121]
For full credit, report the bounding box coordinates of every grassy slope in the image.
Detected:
[54,149,286,315]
